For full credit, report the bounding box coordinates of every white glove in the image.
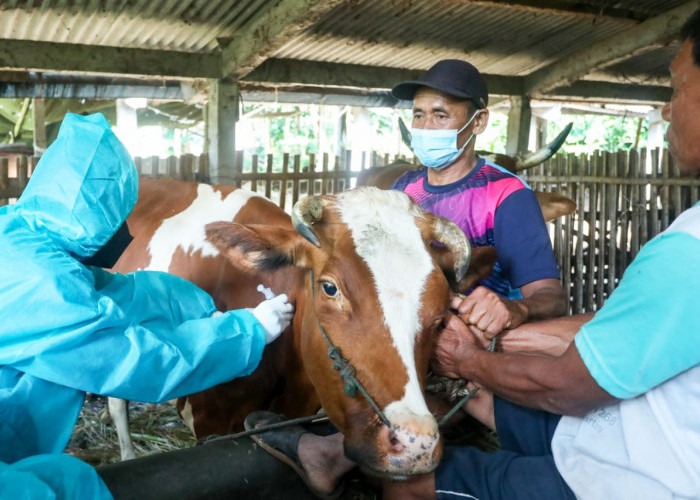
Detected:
[252,294,294,344]
[257,284,276,300]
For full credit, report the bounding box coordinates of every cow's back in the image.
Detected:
[113,177,316,436]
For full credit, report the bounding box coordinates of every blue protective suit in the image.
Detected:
[0,113,267,498]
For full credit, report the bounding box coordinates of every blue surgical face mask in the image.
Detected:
[411,110,481,169]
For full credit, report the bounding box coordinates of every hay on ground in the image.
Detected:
[65,394,195,466]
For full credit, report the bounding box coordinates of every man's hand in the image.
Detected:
[450,287,528,338]
[432,313,484,379]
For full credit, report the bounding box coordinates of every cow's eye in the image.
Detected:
[321,281,338,297]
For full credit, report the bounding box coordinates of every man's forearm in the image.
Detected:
[499,312,594,356]
[517,287,568,321]
[516,281,569,322]
[459,342,615,416]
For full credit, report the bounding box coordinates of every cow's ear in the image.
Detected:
[206,221,314,272]
[432,245,497,293]
[536,191,576,222]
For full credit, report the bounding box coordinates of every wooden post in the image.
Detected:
[115,99,140,156]
[206,80,239,185]
[322,153,329,195]
[292,154,301,206]
[32,98,47,156]
[280,153,289,212]
[308,153,316,197]
[250,155,258,193]
[336,108,347,161]
[265,154,273,200]
[505,96,531,157]
[0,157,8,205]
[605,151,618,298]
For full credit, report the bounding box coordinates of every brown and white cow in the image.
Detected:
[110,178,489,478]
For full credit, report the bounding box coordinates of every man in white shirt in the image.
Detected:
[390,7,700,500]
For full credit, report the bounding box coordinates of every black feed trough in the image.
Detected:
[97,435,379,500]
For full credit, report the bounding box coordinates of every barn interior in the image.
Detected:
[1,1,697,498]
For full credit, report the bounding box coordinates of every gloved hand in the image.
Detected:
[252,294,294,344]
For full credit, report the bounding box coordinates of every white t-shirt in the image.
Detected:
[552,204,700,499]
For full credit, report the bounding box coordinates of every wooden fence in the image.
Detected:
[3,148,699,314]
[229,150,411,213]
[522,148,700,313]
[0,155,38,205]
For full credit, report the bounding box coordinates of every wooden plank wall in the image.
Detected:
[522,148,700,314]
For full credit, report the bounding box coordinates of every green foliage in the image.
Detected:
[477,111,508,153]
[548,114,648,154]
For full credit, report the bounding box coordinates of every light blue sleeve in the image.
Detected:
[575,230,700,399]
[0,454,112,500]
[0,251,266,403]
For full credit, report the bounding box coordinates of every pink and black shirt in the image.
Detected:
[391,157,560,298]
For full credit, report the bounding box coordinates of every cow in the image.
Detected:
[357,121,577,222]
[109,178,496,478]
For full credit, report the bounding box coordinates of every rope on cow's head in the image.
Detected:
[309,270,392,428]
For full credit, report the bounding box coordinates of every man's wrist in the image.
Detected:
[458,345,487,381]
[512,299,530,325]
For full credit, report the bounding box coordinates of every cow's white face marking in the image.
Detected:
[145,184,262,272]
[338,188,434,423]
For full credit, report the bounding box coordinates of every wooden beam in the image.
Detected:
[0,39,221,79]
[243,59,525,96]
[549,81,672,104]
[33,98,47,156]
[240,83,404,108]
[221,0,345,80]
[523,0,699,95]
[456,0,647,21]
[0,80,184,100]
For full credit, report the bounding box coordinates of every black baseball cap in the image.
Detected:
[391,59,489,109]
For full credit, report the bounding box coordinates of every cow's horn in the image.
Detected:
[292,196,323,247]
[514,122,573,171]
[430,214,471,283]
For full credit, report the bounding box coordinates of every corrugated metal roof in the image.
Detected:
[274,0,634,75]
[0,0,690,102]
[0,0,272,52]
[597,43,681,84]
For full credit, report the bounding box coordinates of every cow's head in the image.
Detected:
[205,187,474,478]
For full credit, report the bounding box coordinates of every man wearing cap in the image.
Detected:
[391,59,567,339]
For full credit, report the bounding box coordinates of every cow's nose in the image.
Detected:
[376,414,441,474]
[379,426,405,454]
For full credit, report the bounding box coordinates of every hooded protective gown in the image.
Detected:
[0,113,266,499]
